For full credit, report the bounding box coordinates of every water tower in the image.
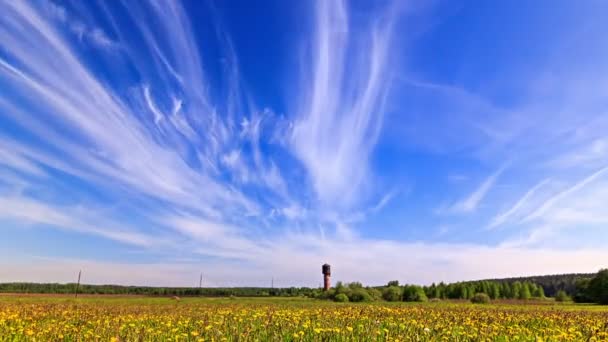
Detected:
[322,264,331,291]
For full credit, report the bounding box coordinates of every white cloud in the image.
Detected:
[0,0,260,222]
[142,85,164,124]
[450,167,504,213]
[281,203,307,220]
[87,27,115,48]
[0,195,156,247]
[502,167,608,248]
[487,178,550,229]
[0,145,46,177]
[523,165,608,222]
[290,0,397,208]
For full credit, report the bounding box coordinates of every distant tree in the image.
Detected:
[425,283,436,298]
[367,287,383,301]
[387,280,400,287]
[501,282,512,299]
[434,287,443,299]
[403,285,428,302]
[534,285,545,298]
[438,282,447,299]
[587,269,608,304]
[555,290,569,302]
[468,285,476,299]
[490,283,501,299]
[512,281,522,299]
[348,282,363,289]
[334,282,351,298]
[382,286,402,302]
[350,288,372,302]
[460,286,468,300]
[519,283,531,300]
[573,278,592,303]
[481,282,490,295]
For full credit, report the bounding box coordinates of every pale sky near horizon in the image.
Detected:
[1,0,608,287]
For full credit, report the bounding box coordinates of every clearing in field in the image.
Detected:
[1,295,608,341]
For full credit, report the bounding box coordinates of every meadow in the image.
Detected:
[1,295,607,341]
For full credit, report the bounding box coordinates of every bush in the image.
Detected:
[470,293,491,304]
[555,290,570,302]
[367,288,383,301]
[429,298,441,303]
[334,293,349,302]
[334,282,352,299]
[350,288,372,302]
[382,286,402,302]
[403,285,428,302]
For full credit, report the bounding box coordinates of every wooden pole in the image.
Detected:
[75,270,81,298]
[199,273,203,288]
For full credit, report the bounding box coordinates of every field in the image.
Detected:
[1,295,608,341]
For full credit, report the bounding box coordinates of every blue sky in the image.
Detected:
[1,0,608,287]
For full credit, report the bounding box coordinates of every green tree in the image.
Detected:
[348,282,363,289]
[555,290,569,302]
[534,285,545,298]
[403,285,428,302]
[387,280,400,287]
[587,269,608,304]
[512,281,522,299]
[501,282,512,298]
[519,283,531,300]
[382,286,402,302]
[350,288,372,302]
[433,285,443,299]
[461,286,469,300]
[334,282,351,298]
[490,283,501,299]
[573,278,591,303]
[367,287,383,301]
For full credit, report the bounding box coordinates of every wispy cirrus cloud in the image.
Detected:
[523,166,608,223]
[449,167,504,214]
[1,0,400,263]
[0,195,157,247]
[487,178,551,229]
[290,0,398,208]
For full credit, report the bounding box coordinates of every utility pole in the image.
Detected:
[199,273,203,288]
[75,270,81,298]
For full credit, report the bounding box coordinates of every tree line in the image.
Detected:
[0,283,316,297]
[481,273,595,297]
[1,269,606,304]
[316,279,546,303]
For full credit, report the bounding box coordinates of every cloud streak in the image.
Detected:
[450,167,504,213]
[290,0,397,208]
[487,178,551,229]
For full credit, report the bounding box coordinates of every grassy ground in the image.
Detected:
[1,295,607,341]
